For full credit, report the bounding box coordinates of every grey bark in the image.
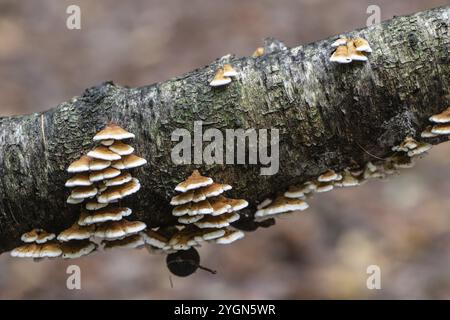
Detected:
[0,6,449,254]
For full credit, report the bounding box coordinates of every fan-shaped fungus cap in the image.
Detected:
[318,169,342,182]
[431,124,450,135]
[209,196,232,216]
[168,228,200,250]
[21,229,40,243]
[172,203,191,217]
[87,146,121,161]
[175,170,213,193]
[166,247,200,277]
[57,223,95,242]
[285,182,315,198]
[421,126,438,138]
[97,178,141,203]
[61,240,97,259]
[392,136,418,152]
[89,167,121,182]
[189,199,214,215]
[316,182,334,193]
[340,171,360,187]
[331,37,348,47]
[347,40,368,61]
[85,201,108,211]
[208,196,247,215]
[223,64,238,77]
[215,229,245,244]
[284,185,305,199]
[195,228,226,242]
[93,123,135,141]
[353,37,372,53]
[67,196,84,204]
[40,242,63,258]
[225,198,249,212]
[429,107,450,123]
[36,231,56,244]
[111,154,147,170]
[11,243,40,258]
[94,219,146,240]
[21,229,55,244]
[65,173,92,187]
[252,47,264,58]
[170,190,194,206]
[178,214,204,224]
[255,196,308,217]
[11,243,62,258]
[103,234,144,250]
[330,46,351,63]
[194,212,240,229]
[89,158,111,171]
[70,185,98,200]
[141,229,169,249]
[78,207,132,226]
[407,142,432,157]
[209,68,232,87]
[104,172,132,187]
[67,155,91,173]
[108,141,135,156]
[192,183,232,203]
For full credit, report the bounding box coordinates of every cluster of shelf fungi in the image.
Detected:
[7,32,450,276]
[10,124,249,276]
[254,106,450,221]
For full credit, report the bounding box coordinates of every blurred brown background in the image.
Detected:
[0,0,449,299]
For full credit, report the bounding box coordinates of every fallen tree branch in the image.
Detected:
[0,5,449,254]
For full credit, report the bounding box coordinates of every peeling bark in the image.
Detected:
[0,6,449,254]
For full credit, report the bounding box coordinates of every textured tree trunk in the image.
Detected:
[0,5,449,254]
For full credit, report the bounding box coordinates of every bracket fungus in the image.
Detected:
[255,196,308,218]
[61,241,97,259]
[209,68,232,87]
[427,106,450,135]
[103,234,145,250]
[63,123,147,256]
[222,63,239,78]
[263,115,441,228]
[93,123,135,141]
[11,229,61,259]
[152,170,248,266]
[329,37,371,64]
[209,63,239,87]
[10,123,148,260]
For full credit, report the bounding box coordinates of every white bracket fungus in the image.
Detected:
[209,63,239,87]
[209,68,232,87]
[329,37,372,64]
[11,229,62,259]
[10,123,149,261]
[158,170,248,253]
